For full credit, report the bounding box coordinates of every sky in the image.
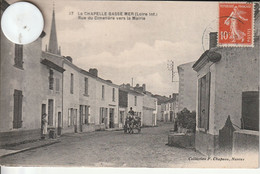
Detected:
[9,0,218,96]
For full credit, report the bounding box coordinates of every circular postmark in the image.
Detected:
[1,2,44,45]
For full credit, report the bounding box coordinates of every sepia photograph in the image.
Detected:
[0,0,259,169]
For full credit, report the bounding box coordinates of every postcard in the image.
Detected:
[0,0,259,168]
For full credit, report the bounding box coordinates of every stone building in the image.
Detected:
[192,8,259,156]
[94,75,119,130]
[0,0,62,145]
[42,5,120,134]
[41,7,64,136]
[161,93,179,122]
[134,84,157,126]
[142,91,157,126]
[152,94,169,122]
[177,61,197,112]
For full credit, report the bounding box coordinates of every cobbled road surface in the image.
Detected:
[0,123,205,167]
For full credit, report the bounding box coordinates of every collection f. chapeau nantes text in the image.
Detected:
[188,157,245,161]
[69,11,158,21]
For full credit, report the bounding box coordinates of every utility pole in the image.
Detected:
[131,78,134,86]
[167,60,178,82]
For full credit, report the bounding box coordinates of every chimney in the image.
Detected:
[142,84,146,92]
[89,68,98,77]
[65,56,73,63]
[169,95,171,98]
[209,32,217,49]
[106,80,112,83]
[126,83,131,89]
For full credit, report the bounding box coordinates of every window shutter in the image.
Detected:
[205,72,211,130]
[14,44,23,68]
[56,78,60,91]
[100,107,102,124]
[48,99,54,126]
[13,90,23,129]
[198,78,202,128]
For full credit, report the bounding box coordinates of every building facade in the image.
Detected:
[177,61,197,112]
[95,76,119,130]
[193,9,259,156]
[161,93,179,122]
[0,0,50,145]
[119,85,144,128]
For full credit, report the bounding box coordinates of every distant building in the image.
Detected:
[152,95,170,122]
[193,9,259,156]
[119,85,144,128]
[43,5,120,134]
[94,75,119,130]
[177,61,197,112]
[134,84,157,126]
[161,93,179,122]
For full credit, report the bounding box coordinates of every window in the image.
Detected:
[102,85,105,99]
[80,105,90,125]
[13,90,23,129]
[48,99,54,126]
[14,44,23,69]
[68,108,72,126]
[241,91,259,131]
[49,69,54,90]
[56,78,60,92]
[99,107,107,124]
[84,77,88,95]
[134,96,137,106]
[112,88,115,101]
[70,73,74,94]
[198,72,211,130]
[120,111,124,124]
[85,106,90,124]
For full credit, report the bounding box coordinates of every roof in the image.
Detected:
[62,57,119,87]
[41,59,65,73]
[119,87,144,96]
[192,50,209,69]
[162,95,178,104]
[152,94,170,105]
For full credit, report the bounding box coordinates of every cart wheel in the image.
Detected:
[124,125,127,133]
[138,128,141,133]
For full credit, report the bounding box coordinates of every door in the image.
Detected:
[109,108,114,128]
[73,109,78,133]
[41,104,46,137]
[79,105,83,132]
[242,91,259,131]
[57,112,62,135]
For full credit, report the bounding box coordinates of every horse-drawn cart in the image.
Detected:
[124,114,141,134]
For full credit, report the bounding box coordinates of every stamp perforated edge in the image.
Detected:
[217,2,255,48]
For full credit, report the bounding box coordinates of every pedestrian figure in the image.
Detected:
[128,107,134,116]
[42,113,48,139]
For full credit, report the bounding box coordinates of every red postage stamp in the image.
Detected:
[218,3,254,47]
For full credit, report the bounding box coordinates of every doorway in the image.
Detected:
[73,109,78,133]
[242,91,259,131]
[109,108,114,128]
[41,104,46,137]
[79,105,83,132]
[57,112,62,136]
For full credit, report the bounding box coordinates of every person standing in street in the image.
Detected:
[42,113,48,139]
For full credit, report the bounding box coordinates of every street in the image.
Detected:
[0,123,204,167]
